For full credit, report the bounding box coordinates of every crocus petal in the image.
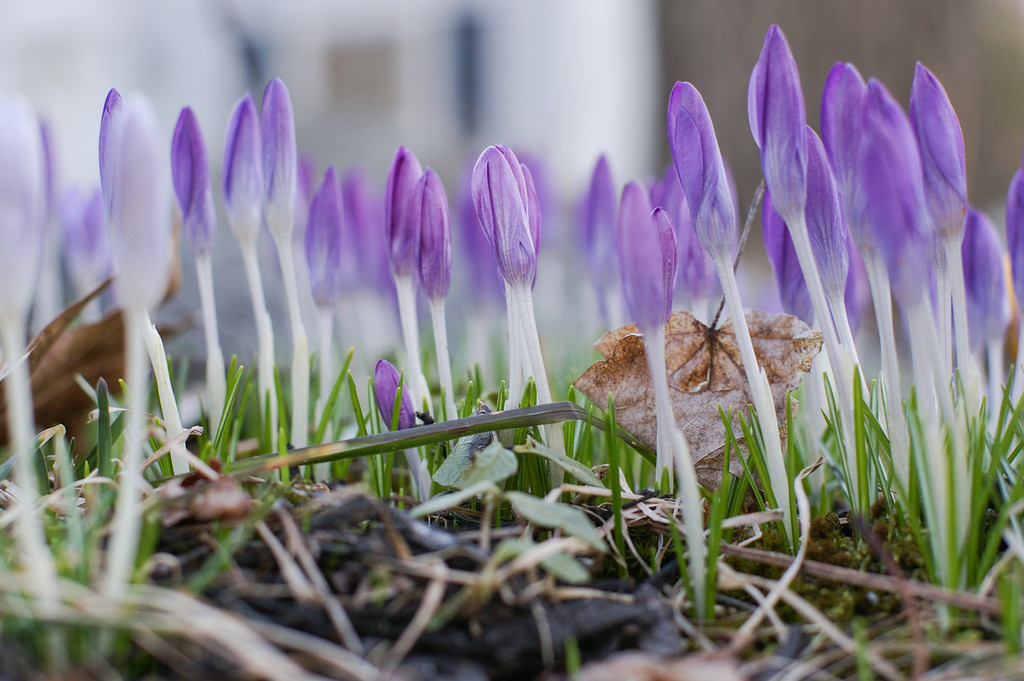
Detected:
[374,358,415,431]
[98,88,123,218]
[342,167,390,294]
[803,126,848,302]
[580,155,618,290]
[522,163,542,260]
[667,81,736,263]
[260,78,297,239]
[962,207,1009,349]
[0,93,46,317]
[471,145,536,287]
[60,187,111,295]
[857,79,931,307]
[618,181,676,331]
[171,107,216,256]
[762,189,813,323]
[656,163,717,302]
[820,62,868,246]
[909,62,967,241]
[384,146,424,278]
[455,157,504,304]
[1007,168,1024,309]
[844,238,870,337]
[105,94,171,311]
[747,25,807,223]
[305,166,344,308]
[417,167,452,300]
[222,93,263,240]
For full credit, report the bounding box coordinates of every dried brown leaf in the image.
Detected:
[574,310,821,489]
[577,652,747,681]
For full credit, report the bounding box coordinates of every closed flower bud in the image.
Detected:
[471,144,537,287]
[305,166,344,308]
[762,189,813,323]
[417,168,452,301]
[1006,166,1024,310]
[260,78,297,240]
[60,187,111,297]
[374,358,415,431]
[385,146,424,279]
[222,94,263,241]
[748,24,807,223]
[618,181,677,331]
[171,107,216,256]
[962,208,1009,350]
[820,62,868,248]
[803,126,849,303]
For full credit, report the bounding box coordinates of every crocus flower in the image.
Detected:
[471,144,537,288]
[455,158,503,305]
[171,107,216,256]
[580,155,619,323]
[618,182,676,332]
[844,240,870,337]
[762,189,813,324]
[667,81,736,263]
[374,358,415,431]
[172,106,225,440]
[261,78,297,241]
[655,163,718,315]
[418,168,452,301]
[961,208,1009,354]
[341,168,389,294]
[804,126,848,303]
[1005,157,1024,398]
[223,93,263,242]
[98,88,122,218]
[60,187,111,303]
[417,168,458,420]
[305,166,345,308]
[747,24,807,224]
[385,146,424,279]
[820,62,868,249]
[857,80,932,309]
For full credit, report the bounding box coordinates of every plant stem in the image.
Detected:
[142,313,187,474]
[986,337,1004,425]
[103,304,148,597]
[503,281,526,408]
[394,274,430,414]
[944,237,981,413]
[863,254,909,488]
[643,325,674,487]
[273,235,310,448]
[933,242,953,374]
[239,241,277,444]
[316,306,333,426]
[195,253,225,441]
[714,259,790,534]
[429,297,458,421]
[0,312,58,610]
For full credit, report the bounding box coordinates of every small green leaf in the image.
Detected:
[410,480,500,518]
[514,438,605,488]
[506,491,605,552]
[489,537,590,583]
[433,436,517,489]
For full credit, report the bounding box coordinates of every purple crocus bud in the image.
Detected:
[1007,165,1024,310]
[580,155,618,290]
[260,78,297,239]
[416,168,451,300]
[60,187,112,295]
[305,166,344,308]
[522,164,542,259]
[762,189,813,323]
[223,93,263,241]
[471,144,537,287]
[98,88,123,217]
[104,94,172,311]
[39,121,55,221]
[292,155,316,245]
[820,62,868,244]
[667,81,736,263]
[374,358,415,431]
[341,168,389,294]
[384,146,424,279]
[748,25,807,224]
[909,62,967,241]
[962,208,1009,350]
[171,107,216,256]
[656,164,717,303]
[0,93,46,317]
[618,181,677,331]
[857,79,931,307]
[803,126,848,302]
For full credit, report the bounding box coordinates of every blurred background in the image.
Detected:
[6,0,1024,394]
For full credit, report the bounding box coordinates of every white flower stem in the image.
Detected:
[428,297,458,421]
[239,241,277,444]
[714,259,790,531]
[863,255,910,488]
[944,237,981,413]
[315,306,334,426]
[644,324,675,487]
[1014,319,1024,404]
[142,313,187,474]
[393,274,430,414]
[0,311,58,610]
[102,304,149,597]
[986,337,1004,423]
[827,290,862,375]
[195,253,226,441]
[273,236,310,448]
[503,281,526,408]
[933,243,953,374]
